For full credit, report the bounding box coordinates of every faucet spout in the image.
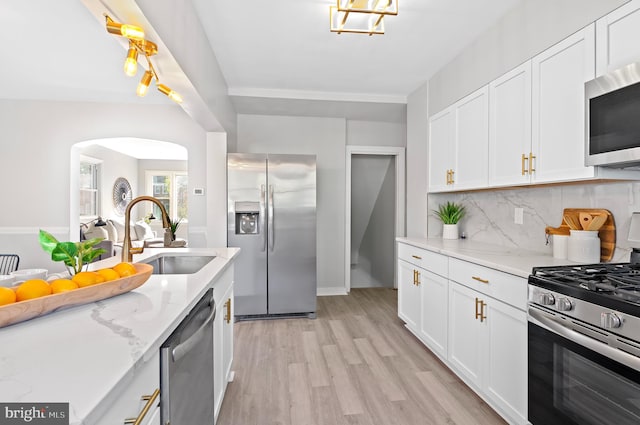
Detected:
[122,196,171,262]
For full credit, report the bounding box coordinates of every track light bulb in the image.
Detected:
[157,84,183,103]
[123,46,138,77]
[106,17,145,40]
[137,71,153,97]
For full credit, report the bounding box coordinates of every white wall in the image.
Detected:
[428,0,629,115]
[236,114,407,292]
[346,120,406,147]
[0,99,210,269]
[406,83,429,238]
[78,144,139,219]
[237,114,346,291]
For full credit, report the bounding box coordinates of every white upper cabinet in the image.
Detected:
[455,87,489,190]
[429,86,489,192]
[531,25,596,183]
[596,0,640,76]
[489,61,532,187]
[428,108,455,192]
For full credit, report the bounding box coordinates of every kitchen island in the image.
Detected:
[0,247,239,425]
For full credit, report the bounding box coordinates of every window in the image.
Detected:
[146,171,188,220]
[79,156,102,218]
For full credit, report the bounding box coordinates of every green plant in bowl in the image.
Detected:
[38,230,106,275]
[433,202,466,224]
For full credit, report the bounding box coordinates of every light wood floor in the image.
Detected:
[217,288,507,425]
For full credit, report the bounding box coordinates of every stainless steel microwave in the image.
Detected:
[586,62,640,168]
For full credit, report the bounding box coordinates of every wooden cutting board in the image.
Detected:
[545,208,616,262]
[0,263,153,328]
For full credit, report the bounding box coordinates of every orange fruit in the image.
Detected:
[112,262,137,278]
[15,279,52,301]
[0,287,16,306]
[96,268,120,282]
[50,279,79,294]
[72,271,105,288]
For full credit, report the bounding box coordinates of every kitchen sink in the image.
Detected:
[142,254,216,275]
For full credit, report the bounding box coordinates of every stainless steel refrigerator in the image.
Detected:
[227,153,317,318]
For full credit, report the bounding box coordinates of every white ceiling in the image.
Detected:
[0,0,522,117]
[193,0,523,101]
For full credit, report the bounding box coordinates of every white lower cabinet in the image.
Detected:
[448,281,527,425]
[419,269,448,360]
[95,351,160,425]
[398,259,421,332]
[396,241,527,425]
[214,266,235,423]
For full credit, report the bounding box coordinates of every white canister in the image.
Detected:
[442,224,459,240]
[567,230,601,263]
[552,234,569,259]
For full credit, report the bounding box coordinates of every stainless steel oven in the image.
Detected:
[528,265,640,425]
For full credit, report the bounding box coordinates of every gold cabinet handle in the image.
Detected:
[529,152,536,174]
[413,270,417,285]
[445,169,450,185]
[521,153,528,175]
[411,255,422,260]
[449,169,455,184]
[475,298,487,322]
[124,388,160,425]
[472,276,489,284]
[225,298,232,324]
[415,270,421,286]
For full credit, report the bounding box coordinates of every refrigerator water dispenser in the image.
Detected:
[235,202,260,234]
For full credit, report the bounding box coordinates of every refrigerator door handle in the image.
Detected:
[268,184,274,252]
[260,184,267,252]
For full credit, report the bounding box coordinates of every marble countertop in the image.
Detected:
[397,237,579,278]
[0,247,240,425]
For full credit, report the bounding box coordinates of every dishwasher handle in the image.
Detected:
[172,298,216,363]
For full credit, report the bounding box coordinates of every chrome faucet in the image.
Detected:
[122,196,170,262]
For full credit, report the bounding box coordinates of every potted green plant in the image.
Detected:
[433,202,466,240]
[38,230,106,275]
[168,217,182,241]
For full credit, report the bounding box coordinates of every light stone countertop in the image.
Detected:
[397,237,581,278]
[0,247,240,425]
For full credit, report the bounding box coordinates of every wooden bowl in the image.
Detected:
[0,263,153,328]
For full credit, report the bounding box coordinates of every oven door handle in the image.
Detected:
[529,307,640,373]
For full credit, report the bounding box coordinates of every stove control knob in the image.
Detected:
[601,312,622,329]
[538,293,555,306]
[556,298,573,312]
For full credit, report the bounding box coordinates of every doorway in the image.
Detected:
[345,146,405,292]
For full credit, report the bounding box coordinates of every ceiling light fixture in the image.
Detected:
[330,0,398,35]
[104,15,182,103]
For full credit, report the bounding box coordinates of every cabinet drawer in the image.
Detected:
[397,243,448,277]
[448,258,527,310]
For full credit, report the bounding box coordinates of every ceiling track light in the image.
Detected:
[157,83,183,104]
[104,15,182,103]
[330,0,398,35]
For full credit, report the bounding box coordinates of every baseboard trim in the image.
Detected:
[317,287,348,296]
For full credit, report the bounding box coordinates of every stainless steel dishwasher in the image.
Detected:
[161,288,215,425]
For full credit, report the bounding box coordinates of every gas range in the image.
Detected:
[529,263,640,351]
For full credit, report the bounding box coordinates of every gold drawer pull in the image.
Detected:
[225,298,232,324]
[521,153,528,175]
[124,388,160,425]
[472,276,489,284]
[411,255,422,260]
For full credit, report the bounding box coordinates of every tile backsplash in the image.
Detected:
[428,181,640,262]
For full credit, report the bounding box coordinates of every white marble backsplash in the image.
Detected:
[428,181,640,262]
